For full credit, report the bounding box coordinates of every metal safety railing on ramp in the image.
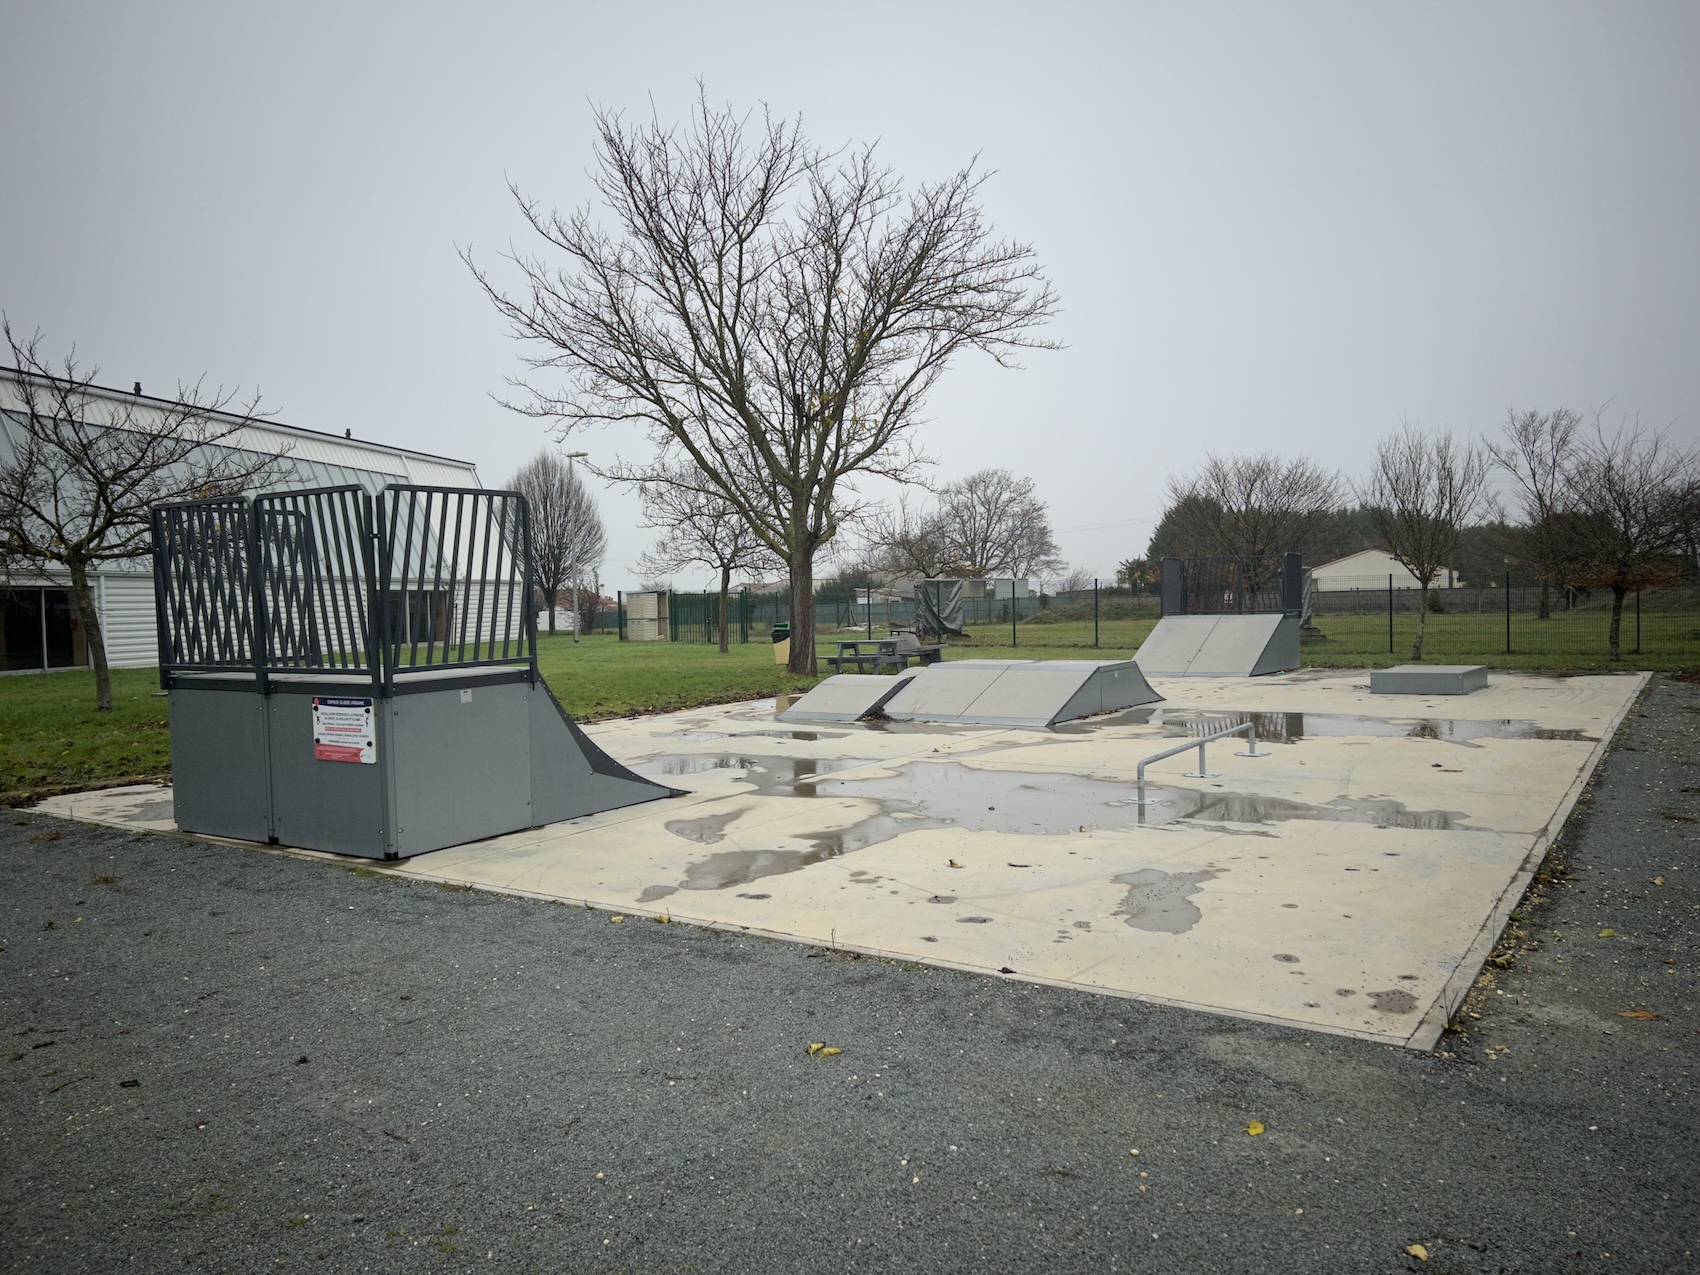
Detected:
[1134,720,1266,805]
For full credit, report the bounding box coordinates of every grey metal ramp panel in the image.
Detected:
[1132,615,1221,675]
[1372,665,1489,695]
[953,663,1101,727]
[1249,616,1302,676]
[1186,613,1287,676]
[881,664,1014,722]
[531,683,679,823]
[169,687,272,843]
[778,670,921,723]
[1054,661,1163,724]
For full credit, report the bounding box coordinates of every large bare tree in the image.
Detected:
[1360,423,1490,661]
[1163,452,1342,588]
[637,462,777,653]
[464,90,1058,673]
[0,321,281,711]
[1563,414,1700,660]
[936,468,1063,579]
[1486,407,1583,618]
[509,449,606,640]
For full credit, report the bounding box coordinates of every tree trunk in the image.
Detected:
[1608,585,1626,661]
[546,585,557,634]
[717,565,731,654]
[787,546,816,676]
[1537,578,1551,621]
[1410,584,1428,661]
[66,559,113,712]
[571,583,581,644]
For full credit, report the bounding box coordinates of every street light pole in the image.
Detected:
[562,450,589,644]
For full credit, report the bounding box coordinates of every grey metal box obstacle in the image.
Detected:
[1370,664,1489,696]
[152,484,674,859]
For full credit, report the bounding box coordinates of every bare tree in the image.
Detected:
[1563,413,1700,660]
[509,450,606,641]
[936,468,1063,579]
[1486,407,1583,618]
[0,321,281,711]
[464,89,1058,674]
[1360,423,1490,661]
[1163,452,1342,584]
[638,462,777,653]
[865,497,954,580]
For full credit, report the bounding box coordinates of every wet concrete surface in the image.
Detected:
[3,675,1695,1273]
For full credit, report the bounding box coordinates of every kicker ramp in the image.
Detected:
[877,659,1160,728]
[1133,614,1301,677]
[532,680,681,825]
[775,668,924,724]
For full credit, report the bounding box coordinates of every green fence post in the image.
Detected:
[1388,575,1394,655]
[1505,571,1511,655]
[1093,578,1100,648]
[1636,589,1641,654]
[1012,581,1018,648]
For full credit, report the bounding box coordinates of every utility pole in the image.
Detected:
[563,450,589,644]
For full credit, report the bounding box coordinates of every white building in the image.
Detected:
[1310,548,1457,592]
[0,369,480,673]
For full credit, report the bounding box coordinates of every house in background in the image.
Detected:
[1310,548,1458,592]
[0,369,481,673]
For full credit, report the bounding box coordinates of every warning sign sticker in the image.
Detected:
[312,696,376,764]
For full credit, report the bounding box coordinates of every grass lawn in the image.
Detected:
[0,637,817,806]
[2,613,1692,805]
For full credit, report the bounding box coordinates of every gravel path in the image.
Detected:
[2,677,1695,1274]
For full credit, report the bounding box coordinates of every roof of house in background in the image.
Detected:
[0,366,480,489]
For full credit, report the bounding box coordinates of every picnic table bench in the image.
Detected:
[828,636,944,673]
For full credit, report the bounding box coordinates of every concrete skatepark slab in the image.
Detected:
[1133,613,1300,676]
[43,668,1646,1051]
[782,658,1162,728]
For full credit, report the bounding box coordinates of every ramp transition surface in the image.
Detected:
[1133,614,1300,676]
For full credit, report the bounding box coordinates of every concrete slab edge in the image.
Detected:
[1406,670,1652,1053]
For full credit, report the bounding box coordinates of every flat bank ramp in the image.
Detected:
[777,669,923,724]
[879,659,1161,728]
[1133,614,1300,677]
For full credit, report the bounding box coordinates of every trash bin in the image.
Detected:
[772,623,790,666]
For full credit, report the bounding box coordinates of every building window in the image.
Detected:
[1,588,91,672]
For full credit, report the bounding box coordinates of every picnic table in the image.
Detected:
[827,636,943,673]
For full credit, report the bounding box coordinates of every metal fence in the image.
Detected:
[152,484,537,690]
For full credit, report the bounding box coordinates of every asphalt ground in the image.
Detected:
[1,677,1695,1275]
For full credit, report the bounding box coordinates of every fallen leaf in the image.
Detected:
[1618,1009,1661,1020]
[1405,1242,1429,1261]
[807,1042,825,1055]
[1653,876,1665,886]
[609,915,625,924]
[1598,928,1615,938]
[1246,1120,1265,1136]
[817,1047,842,1057]
[948,859,964,869]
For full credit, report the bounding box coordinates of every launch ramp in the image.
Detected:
[153,484,674,860]
[775,668,924,724]
[1133,614,1301,677]
[873,658,1161,728]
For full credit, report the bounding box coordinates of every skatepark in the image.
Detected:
[43,524,1648,1051]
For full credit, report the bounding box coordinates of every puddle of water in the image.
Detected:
[640,847,837,902]
[665,808,746,845]
[1176,792,1476,831]
[637,754,874,796]
[736,729,849,742]
[128,798,176,823]
[1155,710,1594,745]
[1114,868,1220,934]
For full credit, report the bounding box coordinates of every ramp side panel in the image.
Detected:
[1188,613,1285,676]
[1053,662,1163,724]
[1249,616,1302,676]
[169,686,273,844]
[778,670,921,724]
[531,684,677,825]
[1132,615,1221,675]
[882,666,1012,722]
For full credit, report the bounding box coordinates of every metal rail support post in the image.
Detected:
[1133,721,1266,805]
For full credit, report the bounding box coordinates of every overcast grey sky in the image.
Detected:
[3,2,1696,590]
